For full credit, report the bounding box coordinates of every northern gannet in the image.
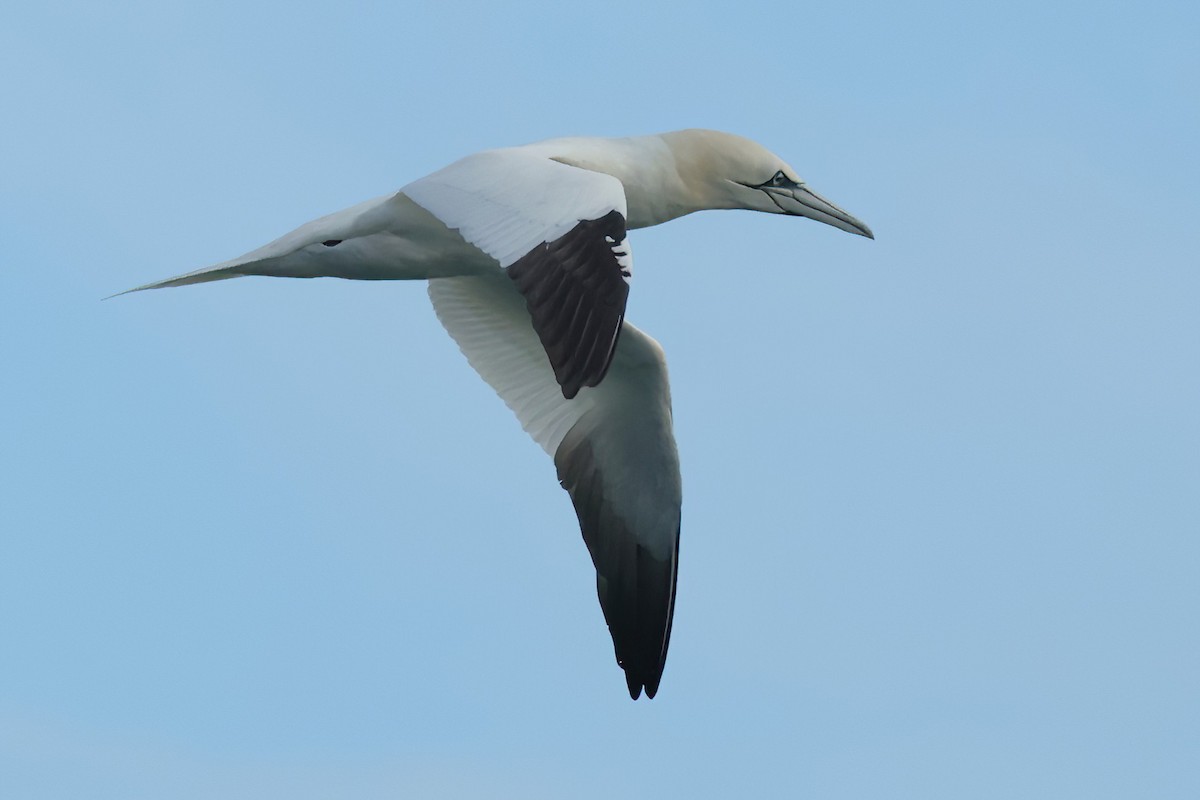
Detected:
[124,129,873,699]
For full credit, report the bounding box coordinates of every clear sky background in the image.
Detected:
[2,1,1197,798]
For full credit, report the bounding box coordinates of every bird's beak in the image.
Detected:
[766,185,874,239]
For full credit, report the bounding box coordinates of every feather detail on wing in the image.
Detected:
[428,274,680,698]
[408,152,633,398]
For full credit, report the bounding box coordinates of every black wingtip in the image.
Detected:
[555,345,618,399]
[508,212,630,399]
[622,669,667,700]
[555,420,679,703]
[621,663,662,700]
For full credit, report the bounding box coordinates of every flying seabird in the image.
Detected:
[123,129,873,699]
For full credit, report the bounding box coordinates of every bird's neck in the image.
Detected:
[528,135,712,229]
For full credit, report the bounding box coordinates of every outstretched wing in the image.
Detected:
[406,150,632,399]
[428,273,679,699]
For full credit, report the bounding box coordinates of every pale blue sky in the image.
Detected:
[2,1,1197,797]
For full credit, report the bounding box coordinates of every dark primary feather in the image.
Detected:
[555,421,679,700]
[507,211,630,399]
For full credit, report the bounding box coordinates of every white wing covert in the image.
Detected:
[407,151,634,399]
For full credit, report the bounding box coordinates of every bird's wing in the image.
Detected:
[407,150,632,399]
[428,273,680,700]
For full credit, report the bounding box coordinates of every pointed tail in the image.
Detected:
[108,191,404,299]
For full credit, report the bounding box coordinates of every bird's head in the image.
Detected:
[661,129,874,238]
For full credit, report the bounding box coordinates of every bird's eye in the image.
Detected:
[771,171,787,187]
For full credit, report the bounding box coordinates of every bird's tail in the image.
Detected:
[108,263,247,298]
[108,192,404,299]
